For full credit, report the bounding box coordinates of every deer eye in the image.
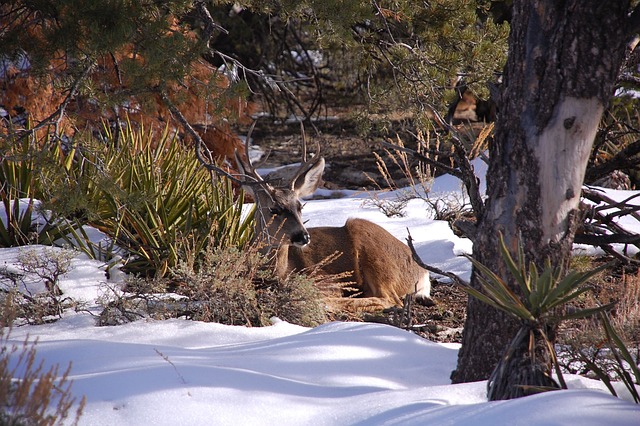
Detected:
[269,207,283,216]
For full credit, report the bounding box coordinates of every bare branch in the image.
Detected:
[577,187,640,263]
[193,0,228,41]
[429,107,485,217]
[583,186,640,223]
[159,90,249,186]
[406,230,470,287]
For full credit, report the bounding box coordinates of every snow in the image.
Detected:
[3,159,640,425]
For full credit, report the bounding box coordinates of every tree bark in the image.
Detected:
[451,1,632,384]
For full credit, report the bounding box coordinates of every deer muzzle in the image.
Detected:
[291,231,310,247]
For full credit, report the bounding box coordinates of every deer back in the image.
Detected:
[286,218,431,309]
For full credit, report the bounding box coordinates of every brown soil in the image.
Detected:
[247,116,422,191]
[365,282,469,344]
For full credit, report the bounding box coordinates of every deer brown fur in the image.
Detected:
[234,148,431,313]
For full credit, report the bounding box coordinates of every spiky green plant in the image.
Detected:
[0,136,76,247]
[465,234,613,401]
[579,312,640,403]
[51,122,254,277]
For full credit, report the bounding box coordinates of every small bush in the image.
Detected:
[0,328,85,425]
[257,268,332,328]
[172,244,330,327]
[98,244,331,328]
[171,245,265,326]
[0,248,75,326]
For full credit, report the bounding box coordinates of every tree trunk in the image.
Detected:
[451,1,631,384]
[487,325,558,401]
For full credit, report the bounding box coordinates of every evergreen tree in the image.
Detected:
[0,0,249,137]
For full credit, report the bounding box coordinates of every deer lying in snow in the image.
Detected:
[198,134,431,312]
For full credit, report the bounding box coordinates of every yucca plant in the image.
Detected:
[465,234,613,400]
[577,312,640,403]
[54,121,254,277]
[0,136,76,247]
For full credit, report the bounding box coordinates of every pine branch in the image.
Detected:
[16,62,93,140]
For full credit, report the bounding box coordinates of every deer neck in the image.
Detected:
[272,243,292,279]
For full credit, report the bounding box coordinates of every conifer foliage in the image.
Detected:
[0,0,250,139]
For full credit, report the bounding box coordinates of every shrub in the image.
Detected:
[168,243,330,327]
[0,248,76,326]
[0,328,85,425]
[98,243,331,328]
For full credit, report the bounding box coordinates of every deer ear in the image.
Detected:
[293,157,325,198]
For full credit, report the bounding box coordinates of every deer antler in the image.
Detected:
[290,121,322,188]
[196,120,264,186]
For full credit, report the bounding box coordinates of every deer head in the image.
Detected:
[234,149,325,251]
[195,121,324,251]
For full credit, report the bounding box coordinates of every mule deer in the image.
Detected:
[197,134,431,312]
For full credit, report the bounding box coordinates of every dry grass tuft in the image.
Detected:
[0,329,85,425]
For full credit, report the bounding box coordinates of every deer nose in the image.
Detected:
[291,231,310,247]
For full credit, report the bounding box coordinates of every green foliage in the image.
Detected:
[1,120,254,280]
[1,0,206,107]
[0,137,76,247]
[466,235,612,324]
[465,234,614,400]
[0,328,85,425]
[209,1,508,121]
[49,123,254,278]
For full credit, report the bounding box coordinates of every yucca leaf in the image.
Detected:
[539,329,567,390]
[461,284,508,312]
[600,312,640,402]
[545,286,594,313]
[530,265,554,311]
[469,255,531,302]
[544,262,611,305]
[578,351,619,397]
[498,233,530,296]
[557,301,616,321]
[463,264,534,320]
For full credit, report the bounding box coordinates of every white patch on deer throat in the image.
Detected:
[534,96,602,244]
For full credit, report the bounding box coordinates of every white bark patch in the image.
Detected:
[534,96,602,244]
